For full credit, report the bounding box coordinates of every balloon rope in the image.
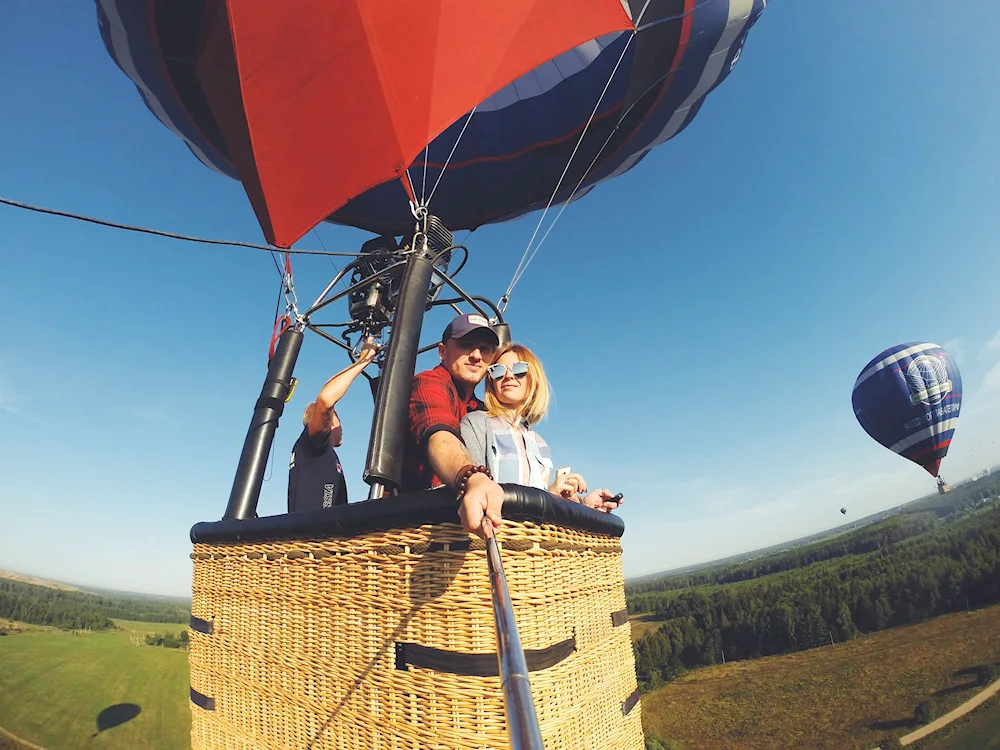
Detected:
[421,143,430,205]
[501,0,653,311]
[268,249,285,280]
[508,123,630,291]
[269,274,287,359]
[0,196,363,257]
[312,227,352,294]
[503,36,635,301]
[426,106,478,206]
[522,0,743,275]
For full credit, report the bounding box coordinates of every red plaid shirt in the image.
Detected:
[402,364,482,492]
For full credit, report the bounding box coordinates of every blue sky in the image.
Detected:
[2,2,999,596]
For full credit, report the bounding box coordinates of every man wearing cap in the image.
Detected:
[403,313,506,537]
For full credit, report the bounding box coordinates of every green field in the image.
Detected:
[641,606,1000,750]
[915,694,1000,750]
[111,619,188,637]
[2,608,997,750]
[0,625,190,750]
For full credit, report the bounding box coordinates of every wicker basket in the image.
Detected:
[188,488,643,749]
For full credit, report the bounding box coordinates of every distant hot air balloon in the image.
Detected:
[841,507,847,515]
[852,342,962,478]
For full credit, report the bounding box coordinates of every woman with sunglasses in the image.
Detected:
[460,343,620,512]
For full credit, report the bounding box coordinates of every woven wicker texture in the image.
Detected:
[189,520,643,749]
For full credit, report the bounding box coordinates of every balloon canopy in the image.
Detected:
[96,0,766,246]
[852,343,963,478]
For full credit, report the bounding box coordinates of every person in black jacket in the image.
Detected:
[287,340,377,512]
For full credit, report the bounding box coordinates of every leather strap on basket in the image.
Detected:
[622,687,640,716]
[189,616,214,635]
[395,636,575,677]
[190,688,215,711]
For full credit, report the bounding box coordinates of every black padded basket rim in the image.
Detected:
[190,485,624,544]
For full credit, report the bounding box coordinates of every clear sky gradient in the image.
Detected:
[2,3,999,596]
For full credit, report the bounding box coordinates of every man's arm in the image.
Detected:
[427,431,478,487]
[427,431,505,537]
[307,342,377,445]
[409,372,505,537]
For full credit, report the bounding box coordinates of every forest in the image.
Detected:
[0,579,190,630]
[907,471,1000,516]
[144,630,189,648]
[630,471,1000,602]
[630,502,1000,691]
[628,512,938,600]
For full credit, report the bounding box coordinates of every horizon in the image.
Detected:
[2,3,999,597]
[7,466,996,598]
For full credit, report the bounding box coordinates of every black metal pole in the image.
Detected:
[494,323,512,348]
[363,247,436,493]
[223,327,304,520]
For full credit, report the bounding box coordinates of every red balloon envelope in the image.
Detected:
[191,0,634,247]
[98,0,768,239]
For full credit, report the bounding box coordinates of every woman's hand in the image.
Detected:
[582,488,622,513]
[547,472,587,500]
[547,476,575,499]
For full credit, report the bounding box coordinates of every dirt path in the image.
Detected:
[0,724,47,750]
[867,677,1000,748]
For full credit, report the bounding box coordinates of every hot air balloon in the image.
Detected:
[841,507,847,515]
[96,0,767,245]
[852,343,963,478]
[93,2,768,748]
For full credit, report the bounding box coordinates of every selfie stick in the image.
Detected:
[482,518,544,750]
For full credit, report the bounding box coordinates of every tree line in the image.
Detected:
[907,473,1000,517]
[628,512,938,600]
[631,508,1000,691]
[630,472,1000,602]
[0,579,189,631]
[145,630,189,648]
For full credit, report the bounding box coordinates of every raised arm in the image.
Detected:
[307,340,377,445]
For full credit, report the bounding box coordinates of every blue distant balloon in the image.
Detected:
[852,343,962,477]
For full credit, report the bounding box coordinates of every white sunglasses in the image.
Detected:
[488,361,529,380]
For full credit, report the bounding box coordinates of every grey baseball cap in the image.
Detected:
[441,313,499,345]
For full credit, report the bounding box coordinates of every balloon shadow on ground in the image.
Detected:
[91,704,141,737]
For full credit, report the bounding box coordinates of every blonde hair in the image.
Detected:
[484,343,551,425]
